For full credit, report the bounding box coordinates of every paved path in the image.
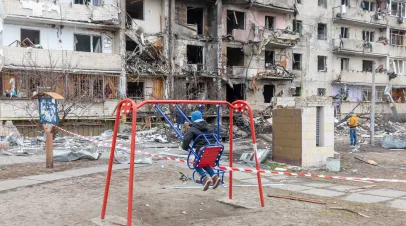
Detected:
[0,164,142,192]
[230,169,406,211]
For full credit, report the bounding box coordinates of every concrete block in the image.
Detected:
[0,179,43,191]
[301,188,345,197]
[359,189,406,198]
[344,193,393,203]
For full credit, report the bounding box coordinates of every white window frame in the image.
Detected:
[318,56,327,72]
[391,1,406,17]
[72,0,101,6]
[392,59,406,75]
[341,58,349,71]
[74,34,103,53]
[390,29,406,46]
[362,31,375,42]
[363,1,376,12]
[341,27,349,38]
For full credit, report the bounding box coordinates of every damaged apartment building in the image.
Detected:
[3,0,406,133]
[0,0,123,134]
[126,0,302,112]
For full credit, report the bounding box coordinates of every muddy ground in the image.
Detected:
[0,162,405,226]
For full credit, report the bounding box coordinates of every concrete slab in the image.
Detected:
[53,166,107,176]
[389,199,406,210]
[22,174,72,182]
[344,193,393,203]
[328,185,360,192]
[303,182,334,188]
[217,197,255,209]
[90,215,142,226]
[274,184,311,192]
[231,172,257,180]
[301,188,345,197]
[359,189,406,198]
[0,179,43,191]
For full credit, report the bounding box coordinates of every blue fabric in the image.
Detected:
[350,128,357,145]
[349,111,354,115]
[195,166,215,179]
[191,111,202,122]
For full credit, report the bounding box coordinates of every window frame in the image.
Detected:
[317,56,327,71]
[74,34,103,53]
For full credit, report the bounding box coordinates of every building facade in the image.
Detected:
[0,0,406,132]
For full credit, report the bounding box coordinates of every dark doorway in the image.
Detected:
[227,47,244,66]
[226,10,245,35]
[226,84,245,103]
[127,81,144,99]
[187,7,204,35]
[187,45,203,64]
[127,0,144,20]
[263,85,274,103]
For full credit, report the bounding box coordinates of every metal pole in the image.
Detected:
[370,61,376,145]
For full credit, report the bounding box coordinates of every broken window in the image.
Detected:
[292,53,302,70]
[391,1,406,17]
[126,39,138,52]
[293,20,302,34]
[226,84,245,103]
[227,47,244,67]
[391,29,406,46]
[340,27,349,38]
[392,88,406,103]
[362,31,375,42]
[318,0,327,8]
[317,23,327,40]
[74,34,102,53]
[265,16,275,31]
[265,51,275,68]
[362,60,373,72]
[391,59,406,75]
[226,10,245,35]
[263,85,274,103]
[186,82,205,100]
[293,87,301,96]
[186,45,203,64]
[363,86,385,101]
[74,0,90,5]
[317,88,326,96]
[362,1,375,11]
[187,7,204,35]
[126,0,144,20]
[341,0,349,6]
[127,81,144,99]
[341,58,349,71]
[317,56,327,71]
[21,29,40,46]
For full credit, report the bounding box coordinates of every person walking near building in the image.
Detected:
[347,112,359,146]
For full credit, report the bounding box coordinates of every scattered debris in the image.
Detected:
[179,172,191,181]
[53,150,101,162]
[329,207,370,218]
[267,194,326,205]
[354,156,378,166]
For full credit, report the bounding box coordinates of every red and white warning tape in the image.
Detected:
[54,126,406,183]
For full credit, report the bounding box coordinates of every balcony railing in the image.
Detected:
[332,5,388,28]
[332,38,388,56]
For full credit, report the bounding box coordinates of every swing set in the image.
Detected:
[100,99,264,226]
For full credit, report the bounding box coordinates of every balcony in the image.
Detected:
[226,66,294,80]
[2,0,119,30]
[334,70,389,85]
[332,38,388,57]
[332,6,388,28]
[263,29,300,49]
[0,46,121,73]
[224,0,295,13]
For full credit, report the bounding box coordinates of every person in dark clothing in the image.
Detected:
[182,111,221,191]
[175,107,187,135]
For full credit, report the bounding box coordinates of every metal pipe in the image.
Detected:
[370,61,376,145]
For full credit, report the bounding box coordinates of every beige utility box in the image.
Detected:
[272,97,334,167]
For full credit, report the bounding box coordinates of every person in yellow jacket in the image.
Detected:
[347,112,359,146]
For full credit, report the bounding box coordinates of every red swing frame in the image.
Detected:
[100,99,264,226]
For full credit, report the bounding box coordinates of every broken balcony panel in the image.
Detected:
[224,0,295,13]
[263,29,300,49]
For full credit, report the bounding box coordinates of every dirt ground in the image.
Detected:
[0,162,405,226]
[0,159,108,180]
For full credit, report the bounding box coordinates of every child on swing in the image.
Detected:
[182,111,221,191]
